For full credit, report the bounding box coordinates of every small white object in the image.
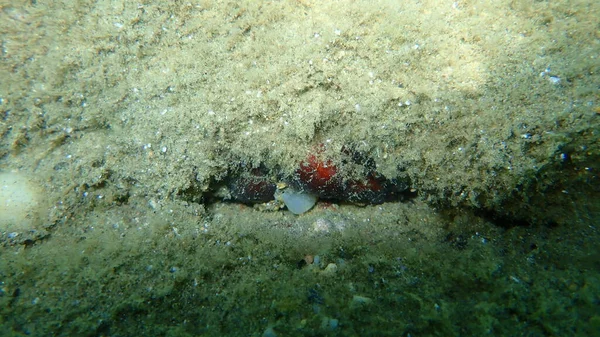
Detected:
[0,172,43,233]
[262,327,277,337]
[548,76,561,84]
[281,189,317,215]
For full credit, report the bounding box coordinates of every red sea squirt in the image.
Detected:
[296,152,344,198]
[294,144,406,203]
[224,144,412,205]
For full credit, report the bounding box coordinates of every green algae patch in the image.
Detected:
[1,0,599,335]
[1,200,599,336]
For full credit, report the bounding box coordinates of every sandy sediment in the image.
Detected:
[1,1,597,225]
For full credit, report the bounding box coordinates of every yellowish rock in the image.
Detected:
[322,263,338,276]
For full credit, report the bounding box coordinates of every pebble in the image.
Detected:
[322,263,338,276]
[320,317,339,330]
[349,295,373,309]
[304,255,314,265]
[262,326,277,337]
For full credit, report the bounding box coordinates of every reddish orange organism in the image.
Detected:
[294,144,410,203]
[225,143,411,204]
[298,153,338,186]
[296,145,344,197]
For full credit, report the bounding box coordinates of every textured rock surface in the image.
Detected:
[0,1,598,336]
